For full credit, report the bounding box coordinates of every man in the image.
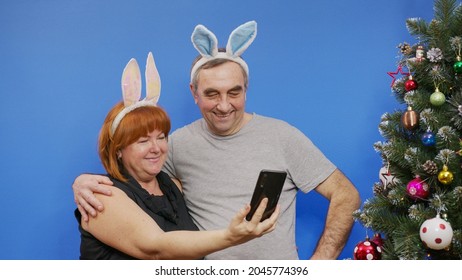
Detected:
[73,21,360,259]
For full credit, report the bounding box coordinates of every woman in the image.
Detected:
[74,53,278,259]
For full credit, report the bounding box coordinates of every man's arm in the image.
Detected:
[72,174,114,222]
[310,168,361,260]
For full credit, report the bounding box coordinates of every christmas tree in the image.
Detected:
[353,0,462,260]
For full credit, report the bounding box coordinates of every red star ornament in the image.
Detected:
[387,65,409,87]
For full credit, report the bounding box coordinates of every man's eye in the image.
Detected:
[205,92,218,98]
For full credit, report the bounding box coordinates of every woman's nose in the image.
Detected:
[149,140,161,152]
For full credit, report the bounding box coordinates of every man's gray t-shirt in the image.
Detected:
[163,114,336,259]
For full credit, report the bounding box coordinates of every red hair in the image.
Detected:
[98,102,171,182]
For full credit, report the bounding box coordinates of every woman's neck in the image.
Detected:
[139,177,163,196]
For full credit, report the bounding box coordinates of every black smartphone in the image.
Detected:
[245,170,287,221]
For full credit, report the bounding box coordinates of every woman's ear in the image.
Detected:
[117,151,122,159]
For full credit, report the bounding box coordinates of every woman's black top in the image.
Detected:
[74,171,199,259]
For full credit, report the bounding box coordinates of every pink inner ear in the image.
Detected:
[121,59,141,106]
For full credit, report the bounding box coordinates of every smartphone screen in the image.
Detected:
[245,170,287,221]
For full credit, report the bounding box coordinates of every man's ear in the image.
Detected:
[190,83,198,104]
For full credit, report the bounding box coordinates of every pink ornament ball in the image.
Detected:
[420,215,453,250]
[406,177,430,200]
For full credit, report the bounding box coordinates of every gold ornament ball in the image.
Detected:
[438,165,454,185]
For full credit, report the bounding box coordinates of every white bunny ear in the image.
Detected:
[145,52,161,104]
[226,20,257,57]
[191,24,219,57]
[121,58,142,107]
[190,21,257,83]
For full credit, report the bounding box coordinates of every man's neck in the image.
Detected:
[208,112,253,137]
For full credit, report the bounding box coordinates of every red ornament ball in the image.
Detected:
[353,238,382,260]
[404,78,418,91]
[371,233,384,248]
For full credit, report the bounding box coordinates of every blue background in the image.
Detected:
[0,0,433,259]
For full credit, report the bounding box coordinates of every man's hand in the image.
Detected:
[72,174,113,222]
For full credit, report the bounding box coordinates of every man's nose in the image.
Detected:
[216,96,231,111]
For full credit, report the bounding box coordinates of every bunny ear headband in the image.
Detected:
[111,52,161,135]
[190,20,257,83]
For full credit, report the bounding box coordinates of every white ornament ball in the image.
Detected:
[419,214,453,250]
[379,166,399,189]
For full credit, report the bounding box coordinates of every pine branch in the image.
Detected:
[406,18,430,43]
[357,0,462,259]
[434,0,458,24]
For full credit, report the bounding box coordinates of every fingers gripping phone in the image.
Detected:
[245,170,287,221]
